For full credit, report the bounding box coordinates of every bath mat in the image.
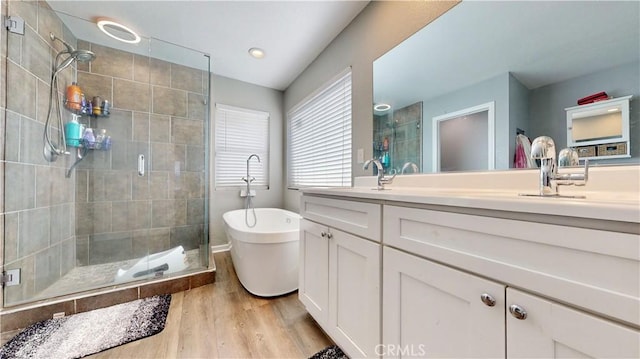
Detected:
[309,345,349,359]
[0,294,171,359]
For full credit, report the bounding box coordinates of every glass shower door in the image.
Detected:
[147,38,210,272]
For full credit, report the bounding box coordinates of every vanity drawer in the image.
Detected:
[300,195,381,241]
[383,205,640,327]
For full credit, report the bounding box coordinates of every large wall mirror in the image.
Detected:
[373,1,639,174]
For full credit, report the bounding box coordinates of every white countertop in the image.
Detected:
[302,166,640,224]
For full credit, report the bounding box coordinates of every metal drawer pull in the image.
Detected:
[509,304,528,320]
[480,293,496,307]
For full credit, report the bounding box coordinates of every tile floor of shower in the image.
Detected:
[32,249,203,303]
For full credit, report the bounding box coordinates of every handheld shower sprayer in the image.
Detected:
[43,33,97,163]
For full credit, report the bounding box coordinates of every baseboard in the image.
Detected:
[210,243,231,253]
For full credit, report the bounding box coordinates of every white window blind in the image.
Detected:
[215,104,269,189]
[287,69,352,188]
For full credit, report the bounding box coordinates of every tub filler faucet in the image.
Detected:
[529,136,588,196]
[364,158,396,190]
[241,154,261,197]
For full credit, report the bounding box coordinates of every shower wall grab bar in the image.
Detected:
[138,154,145,176]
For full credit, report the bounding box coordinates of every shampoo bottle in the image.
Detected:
[66,82,82,111]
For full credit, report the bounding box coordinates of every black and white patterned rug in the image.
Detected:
[309,345,349,359]
[0,294,171,359]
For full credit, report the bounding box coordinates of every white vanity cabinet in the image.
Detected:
[383,246,640,359]
[299,195,382,358]
[383,246,505,359]
[383,204,640,358]
[299,191,639,358]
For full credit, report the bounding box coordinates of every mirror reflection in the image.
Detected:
[373,1,639,174]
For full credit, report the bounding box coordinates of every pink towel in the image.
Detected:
[514,134,534,168]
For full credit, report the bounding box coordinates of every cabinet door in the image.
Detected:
[299,219,330,325]
[507,288,640,358]
[383,247,505,359]
[329,228,381,358]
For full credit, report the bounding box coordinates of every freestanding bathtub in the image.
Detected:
[222,208,301,297]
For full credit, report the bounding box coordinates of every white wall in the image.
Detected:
[282,1,458,211]
[208,75,284,246]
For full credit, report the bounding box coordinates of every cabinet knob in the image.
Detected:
[480,293,496,307]
[327,232,333,239]
[509,304,528,320]
[320,232,327,238]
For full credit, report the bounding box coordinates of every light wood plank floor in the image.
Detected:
[89,251,333,358]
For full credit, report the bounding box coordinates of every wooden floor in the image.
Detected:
[89,251,333,358]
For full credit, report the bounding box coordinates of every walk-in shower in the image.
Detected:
[2,2,210,307]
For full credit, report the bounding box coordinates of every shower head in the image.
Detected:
[72,49,96,63]
[50,33,96,73]
[55,49,96,73]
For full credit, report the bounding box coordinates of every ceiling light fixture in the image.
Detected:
[248,47,265,59]
[374,103,391,112]
[97,18,141,44]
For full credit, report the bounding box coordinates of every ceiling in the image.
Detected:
[47,1,370,91]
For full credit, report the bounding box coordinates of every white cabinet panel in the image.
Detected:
[507,287,640,359]
[330,228,381,358]
[299,219,329,325]
[300,195,381,241]
[299,214,381,358]
[383,247,505,359]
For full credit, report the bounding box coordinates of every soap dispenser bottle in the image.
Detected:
[64,114,82,147]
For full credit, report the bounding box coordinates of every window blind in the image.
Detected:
[287,69,352,188]
[214,104,269,189]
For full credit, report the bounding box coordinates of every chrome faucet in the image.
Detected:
[364,158,396,190]
[401,162,419,174]
[242,154,260,197]
[530,136,588,196]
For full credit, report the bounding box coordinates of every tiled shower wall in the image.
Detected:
[391,101,422,170]
[2,1,77,305]
[373,101,422,172]
[1,1,208,306]
[73,42,208,265]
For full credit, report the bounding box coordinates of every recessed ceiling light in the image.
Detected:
[248,47,265,59]
[374,103,391,112]
[97,18,141,44]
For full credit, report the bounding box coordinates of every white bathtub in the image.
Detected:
[222,208,301,297]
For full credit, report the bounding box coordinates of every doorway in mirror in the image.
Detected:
[433,101,495,172]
